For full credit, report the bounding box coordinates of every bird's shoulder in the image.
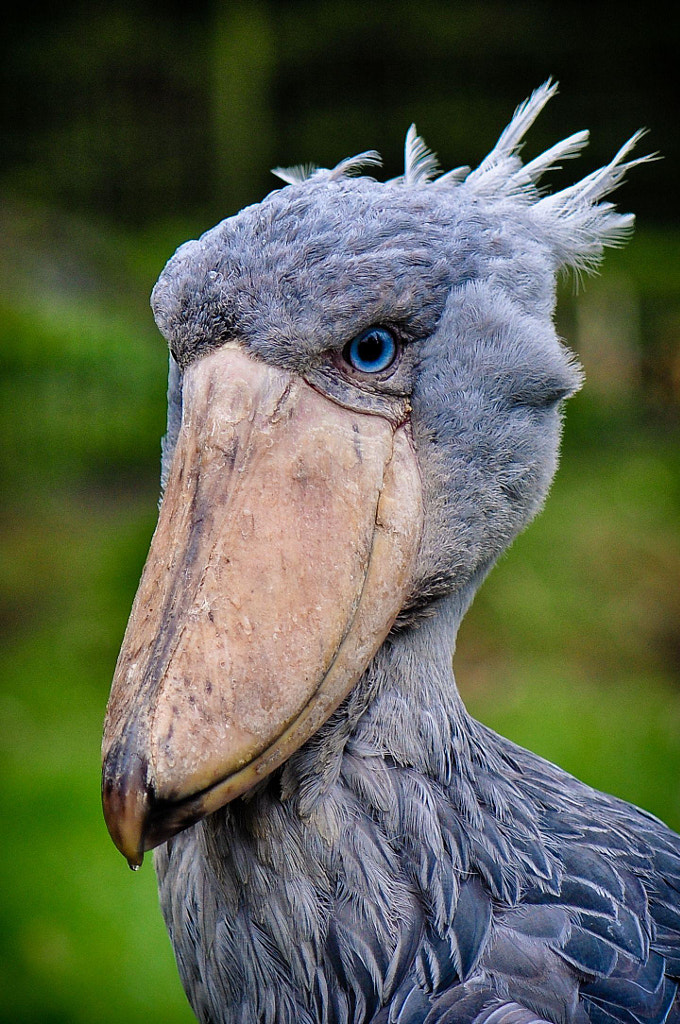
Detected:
[386,728,680,1024]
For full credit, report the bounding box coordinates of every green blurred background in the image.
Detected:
[1,2,678,1021]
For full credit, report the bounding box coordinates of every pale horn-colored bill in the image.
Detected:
[102,344,422,866]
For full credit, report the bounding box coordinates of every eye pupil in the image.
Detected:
[344,327,397,374]
[357,335,382,363]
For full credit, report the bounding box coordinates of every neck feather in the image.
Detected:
[281,584,489,809]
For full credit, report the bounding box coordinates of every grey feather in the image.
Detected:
[160,353,182,496]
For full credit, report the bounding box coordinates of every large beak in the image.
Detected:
[102,345,422,867]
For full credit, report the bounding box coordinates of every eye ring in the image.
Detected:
[342,327,398,374]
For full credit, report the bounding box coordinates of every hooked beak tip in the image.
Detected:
[102,748,215,865]
[102,754,151,869]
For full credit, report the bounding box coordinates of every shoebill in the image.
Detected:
[102,83,680,1024]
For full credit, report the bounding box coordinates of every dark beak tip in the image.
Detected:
[102,758,211,865]
[101,785,147,867]
[101,749,152,868]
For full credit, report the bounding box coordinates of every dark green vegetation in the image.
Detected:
[1,3,678,1022]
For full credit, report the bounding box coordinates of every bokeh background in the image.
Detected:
[1,2,679,1021]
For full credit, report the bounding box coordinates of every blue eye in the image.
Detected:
[343,327,398,374]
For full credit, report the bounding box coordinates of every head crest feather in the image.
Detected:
[271,81,654,274]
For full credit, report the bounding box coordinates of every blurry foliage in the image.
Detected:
[0,2,679,1022]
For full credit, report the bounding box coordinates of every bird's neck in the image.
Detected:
[275,580,549,908]
[280,583,488,812]
[355,589,477,774]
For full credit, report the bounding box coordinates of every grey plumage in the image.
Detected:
[126,84,679,1024]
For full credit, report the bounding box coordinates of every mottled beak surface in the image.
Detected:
[102,345,422,866]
